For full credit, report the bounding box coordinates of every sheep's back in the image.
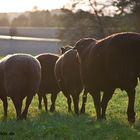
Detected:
[88,32,140,90]
[61,50,82,91]
[4,54,41,97]
[36,53,59,93]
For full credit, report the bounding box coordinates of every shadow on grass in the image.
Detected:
[0,111,140,140]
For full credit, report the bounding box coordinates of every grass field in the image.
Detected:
[0,83,140,140]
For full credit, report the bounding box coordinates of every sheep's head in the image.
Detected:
[60,45,73,54]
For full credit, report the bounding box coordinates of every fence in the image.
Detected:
[0,27,62,55]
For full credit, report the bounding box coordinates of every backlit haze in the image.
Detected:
[0,0,69,13]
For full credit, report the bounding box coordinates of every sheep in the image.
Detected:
[0,53,41,120]
[73,32,140,123]
[35,53,60,112]
[0,73,8,118]
[55,46,88,114]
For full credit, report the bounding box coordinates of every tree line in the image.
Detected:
[0,0,139,45]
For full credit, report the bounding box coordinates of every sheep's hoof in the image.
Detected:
[68,109,72,113]
[75,111,79,115]
[16,117,21,121]
[17,114,26,120]
[50,107,55,112]
[80,108,85,114]
[128,118,135,125]
[96,116,105,121]
[38,106,42,110]
[128,112,135,125]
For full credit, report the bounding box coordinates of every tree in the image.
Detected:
[28,8,54,27]
[58,8,106,45]
[11,14,29,27]
[112,0,140,31]
[87,0,106,37]
[0,13,9,26]
[112,0,140,15]
[65,0,112,38]
[58,0,114,45]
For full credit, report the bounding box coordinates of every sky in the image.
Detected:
[0,0,69,13]
[0,0,115,16]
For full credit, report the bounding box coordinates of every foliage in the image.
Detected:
[0,1,139,44]
[2,7,139,45]
[11,15,29,27]
[0,82,140,139]
[58,9,139,45]
[112,0,140,32]
[11,10,62,27]
[58,9,102,45]
[0,13,9,26]
[28,10,52,27]
[112,0,140,15]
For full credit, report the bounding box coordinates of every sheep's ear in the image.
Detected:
[61,47,66,54]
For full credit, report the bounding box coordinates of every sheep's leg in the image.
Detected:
[38,94,43,110]
[67,95,72,112]
[1,96,8,118]
[72,93,79,114]
[91,92,101,120]
[126,88,136,124]
[43,94,48,112]
[58,81,72,112]
[63,93,72,112]
[50,93,57,112]
[101,90,114,119]
[80,90,88,114]
[12,98,22,120]
[20,95,33,120]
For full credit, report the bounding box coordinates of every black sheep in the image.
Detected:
[0,53,41,120]
[73,32,140,123]
[0,67,7,118]
[36,53,60,112]
[55,46,87,114]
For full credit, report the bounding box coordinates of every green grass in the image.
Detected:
[1,84,140,140]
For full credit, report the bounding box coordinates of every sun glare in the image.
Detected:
[0,0,68,13]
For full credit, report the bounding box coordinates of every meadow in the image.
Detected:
[0,83,140,140]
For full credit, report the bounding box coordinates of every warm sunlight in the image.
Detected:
[0,0,69,13]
